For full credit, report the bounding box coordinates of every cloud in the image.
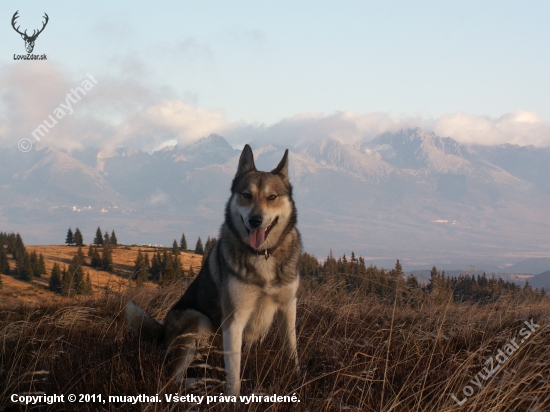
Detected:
[108,99,229,153]
[433,111,550,146]
[224,112,432,148]
[1,63,549,153]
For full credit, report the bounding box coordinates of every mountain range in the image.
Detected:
[1,129,549,272]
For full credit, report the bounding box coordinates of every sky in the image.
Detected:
[1,0,550,152]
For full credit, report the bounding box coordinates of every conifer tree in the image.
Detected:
[111,230,118,246]
[0,245,9,274]
[195,237,204,255]
[16,251,34,281]
[49,262,62,293]
[393,259,403,278]
[172,240,180,255]
[180,232,187,251]
[90,247,102,268]
[88,244,94,257]
[29,251,39,278]
[63,248,85,296]
[134,250,149,287]
[149,252,162,281]
[102,244,114,272]
[61,265,72,296]
[74,228,84,246]
[15,233,25,259]
[81,272,93,295]
[405,274,419,290]
[65,228,74,246]
[38,253,47,277]
[104,231,110,245]
[94,227,104,246]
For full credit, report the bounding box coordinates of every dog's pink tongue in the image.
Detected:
[249,228,266,249]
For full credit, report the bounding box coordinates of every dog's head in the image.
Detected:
[228,145,295,251]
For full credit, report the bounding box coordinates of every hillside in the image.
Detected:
[1,269,549,411]
[0,245,203,307]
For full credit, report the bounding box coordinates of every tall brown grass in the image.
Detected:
[1,277,549,411]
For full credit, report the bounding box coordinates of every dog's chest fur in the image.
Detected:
[228,264,299,344]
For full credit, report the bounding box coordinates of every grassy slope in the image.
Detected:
[0,245,202,306]
[1,248,549,411]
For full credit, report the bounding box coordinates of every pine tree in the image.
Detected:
[111,230,118,246]
[0,245,9,274]
[102,244,114,272]
[90,247,102,268]
[134,250,149,287]
[393,259,403,278]
[49,262,62,293]
[149,252,162,281]
[104,231,110,245]
[65,228,74,246]
[88,244,94,257]
[172,240,180,255]
[74,228,84,246]
[61,265,73,296]
[29,251,39,278]
[38,253,47,277]
[14,233,25,259]
[81,272,93,295]
[428,266,439,292]
[195,237,204,255]
[180,232,187,251]
[16,251,34,281]
[76,246,86,265]
[405,274,419,290]
[94,227,104,246]
[63,248,86,296]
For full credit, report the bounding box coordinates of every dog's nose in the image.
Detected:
[248,215,263,228]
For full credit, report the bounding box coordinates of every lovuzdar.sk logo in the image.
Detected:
[12,10,49,60]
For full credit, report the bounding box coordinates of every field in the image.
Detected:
[0,245,203,307]
[1,246,550,411]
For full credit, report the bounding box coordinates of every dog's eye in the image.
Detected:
[242,192,252,199]
[267,194,277,201]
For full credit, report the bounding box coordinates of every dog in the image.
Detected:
[125,144,302,395]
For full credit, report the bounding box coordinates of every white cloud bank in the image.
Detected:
[1,63,549,152]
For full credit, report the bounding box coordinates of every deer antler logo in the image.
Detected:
[12,11,49,54]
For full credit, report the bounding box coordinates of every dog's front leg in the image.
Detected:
[277,297,299,372]
[222,317,247,395]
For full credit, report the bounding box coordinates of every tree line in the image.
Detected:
[299,251,547,305]
[171,232,216,259]
[0,232,47,284]
[131,236,217,287]
[65,226,118,247]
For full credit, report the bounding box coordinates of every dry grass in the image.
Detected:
[1,274,549,411]
[0,245,202,306]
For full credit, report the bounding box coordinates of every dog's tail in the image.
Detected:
[125,301,165,343]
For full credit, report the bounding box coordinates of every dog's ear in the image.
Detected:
[236,144,256,178]
[271,149,289,180]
